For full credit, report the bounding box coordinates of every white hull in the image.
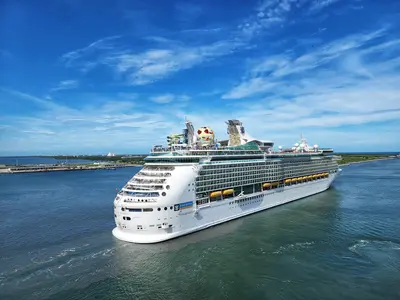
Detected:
[112,173,337,244]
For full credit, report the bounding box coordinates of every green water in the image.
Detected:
[0,159,399,299]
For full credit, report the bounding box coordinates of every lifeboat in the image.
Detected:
[312,174,318,178]
[325,172,329,176]
[271,182,279,186]
[284,178,292,184]
[210,191,222,198]
[222,189,234,196]
[263,183,271,188]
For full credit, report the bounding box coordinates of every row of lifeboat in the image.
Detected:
[208,172,330,198]
[209,189,234,198]
[284,172,329,184]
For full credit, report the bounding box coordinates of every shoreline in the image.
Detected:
[338,157,396,167]
[0,163,142,174]
[1,156,396,174]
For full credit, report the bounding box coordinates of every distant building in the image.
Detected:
[107,152,116,157]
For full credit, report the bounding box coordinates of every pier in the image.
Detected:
[0,163,136,174]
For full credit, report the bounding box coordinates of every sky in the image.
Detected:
[0,0,400,155]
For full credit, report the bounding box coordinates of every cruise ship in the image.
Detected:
[112,119,341,243]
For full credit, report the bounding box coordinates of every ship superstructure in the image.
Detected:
[112,119,340,243]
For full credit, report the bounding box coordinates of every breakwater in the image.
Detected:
[0,163,138,174]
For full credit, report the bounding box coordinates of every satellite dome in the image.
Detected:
[313,144,318,148]
[294,143,299,147]
[278,146,282,149]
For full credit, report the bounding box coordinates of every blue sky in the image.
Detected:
[1,0,400,155]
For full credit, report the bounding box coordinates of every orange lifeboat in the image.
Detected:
[222,189,234,196]
[210,191,222,198]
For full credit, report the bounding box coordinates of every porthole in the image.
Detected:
[170,206,173,210]
[157,208,161,211]
[121,207,125,211]
[164,207,167,211]
[162,192,166,196]
[166,185,170,190]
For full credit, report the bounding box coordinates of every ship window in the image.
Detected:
[143,208,153,212]
[129,208,142,212]
[127,217,131,220]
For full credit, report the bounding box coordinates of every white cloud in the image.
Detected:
[59,35,245,85]
[22,129,56,135]
[60,35,121,70]
[108,40,244,85]
[222,78,278,99]
[150,93,191,104]
[222,27,392,99]
[57,1,321,86]
[50,80,79,92]
[1,77,399,155]
[213,25,400,150]
[151,94,175,104]
[309,0,341,11]
[237,0,307,39]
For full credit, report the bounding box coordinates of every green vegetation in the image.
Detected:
[336,153,394,165]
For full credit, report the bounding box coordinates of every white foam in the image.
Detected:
[273,241,315,254]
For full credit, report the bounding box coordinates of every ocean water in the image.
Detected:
[0,160,399,300]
